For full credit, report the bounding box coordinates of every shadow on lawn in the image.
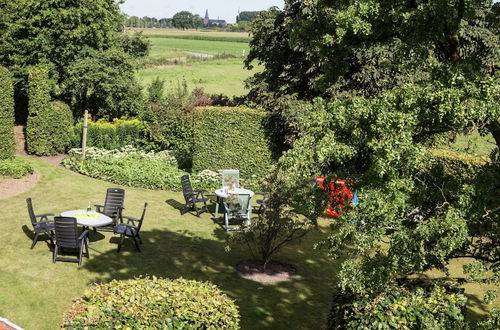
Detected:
[81,226,337,329]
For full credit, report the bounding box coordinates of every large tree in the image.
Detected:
[246,0,500,326]
[0,0,143,121]
[172,11,201,30]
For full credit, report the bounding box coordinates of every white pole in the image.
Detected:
[82,110,88,160]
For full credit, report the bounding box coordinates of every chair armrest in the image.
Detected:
[94,204,104,212]
[35,213,54,219]
[122,215,140,223]
[78,230,89,240]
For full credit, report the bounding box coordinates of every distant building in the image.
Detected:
[204,9,227,27]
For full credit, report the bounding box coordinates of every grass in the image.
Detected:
[0,157,339,329]
[446,131,497,157]
[136,29,256,97]
[0,158,497,328]
[137,58,257,96]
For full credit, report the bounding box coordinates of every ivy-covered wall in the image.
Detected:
[26,66,73,155]
[192,106,273,179]
[0,66,15,159]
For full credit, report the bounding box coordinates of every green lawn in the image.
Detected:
[0,157,339,329]
[137,58,257,96]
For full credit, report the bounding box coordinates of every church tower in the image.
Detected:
[203,9,209,26]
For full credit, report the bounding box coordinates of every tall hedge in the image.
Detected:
[26,66,73,155]
[192,106,273,179]
[0,67,15,159]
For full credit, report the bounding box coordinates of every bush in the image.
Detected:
[62,146,187,190]
[0,66,15,160]
[70,118,150,150]
[192,106,273,180]
[0,158,34,179]
[63,277,240,329]
[121,31,150,57]
[327,284,467,329]
[26,66,73,155]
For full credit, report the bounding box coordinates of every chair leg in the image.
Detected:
[117,234,125,252]
[78,243,83,267]
[31,233,39,249]
[137,233,143,244]
[133,236,141,252]
[84,239,89,258]
[53,245,58,263]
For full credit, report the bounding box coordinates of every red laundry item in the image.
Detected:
[316,177,353,217]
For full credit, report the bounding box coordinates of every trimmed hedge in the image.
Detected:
[0,157,34,179]
[26,66,73,155]
[0,66,15,160]
[70,118,149,150]
[192,106,273,179]
[63,277,240,329]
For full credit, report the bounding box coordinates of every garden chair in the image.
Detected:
[222,169,240,189]
[181,175,209,216]
[222,194,251,231]
[114,203,147,252]
[95,188,125,231]
[52,216,89,266]
[26,198,55,249]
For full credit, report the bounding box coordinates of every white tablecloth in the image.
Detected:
[60,210,113,228]
[215,187,254,199]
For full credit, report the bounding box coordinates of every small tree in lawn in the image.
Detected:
[228,169,325,269]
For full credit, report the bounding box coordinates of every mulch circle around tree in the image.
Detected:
[236,261,296,283]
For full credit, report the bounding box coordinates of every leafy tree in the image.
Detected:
[63,49,143,120]
[236,11,261,22]
[121,32,150,58]
[172,11,199,30]
[246,0,500,326]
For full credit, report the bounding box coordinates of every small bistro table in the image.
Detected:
[214,187,254,218]
[60,210,113,229]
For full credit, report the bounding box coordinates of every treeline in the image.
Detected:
[124,15,173,28]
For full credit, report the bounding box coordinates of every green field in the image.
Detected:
[136,29,255,97]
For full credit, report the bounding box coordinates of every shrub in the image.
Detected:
[121,31,150,58]
[0,66,15,160]
[63,277,240,329]
[192,106,273,180]
[327,283,467,329]
[70,118,150,150]
[0,157,34,179]
[26,66,73,155]
[62,146,187,190]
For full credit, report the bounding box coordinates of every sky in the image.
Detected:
[119,0,284,23]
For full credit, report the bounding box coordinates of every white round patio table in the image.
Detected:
[60,210,112,228]
[214,188,254,218]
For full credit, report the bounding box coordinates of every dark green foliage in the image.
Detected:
[237,11,261,22]
[0,66,15,159]
[0,157,33,179]
[0,0,122,82]
[121,31,150,58]
[147,77,165,103]
[26,66,73,155]
[70,119,150,150]
[192,106,273,179]
[63,49,144,120]
[172,11,203,30]
[328,284,467,329]
[63,277,240,329]
[62,147,187,191]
